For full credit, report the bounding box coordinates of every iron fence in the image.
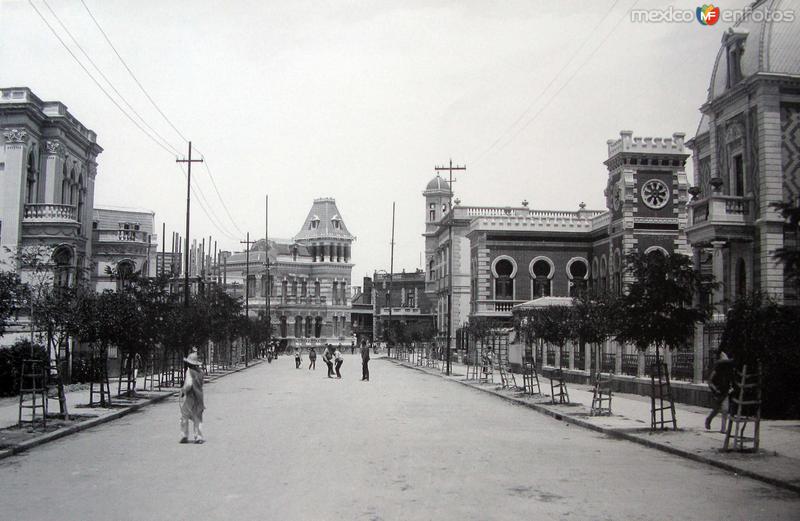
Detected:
[601,353,615,373]
[621,353,638,376]
[671,352,694,381]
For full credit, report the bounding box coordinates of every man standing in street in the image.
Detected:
[334,346,344,378]
[361,340,370,381]
[180,347,205,444]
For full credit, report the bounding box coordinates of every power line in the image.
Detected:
[28,0,177,157]
[176,163,240,242]
[79,0,189,144]
[192,146,245,237]
[77,1,244,237]
[41,0,181,156]
[493,0,640,154]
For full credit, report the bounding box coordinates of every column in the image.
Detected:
[711,240,726,319]
[43,140,63,204]
[1,128,30,260]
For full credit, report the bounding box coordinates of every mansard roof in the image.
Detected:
[294,198,353,241]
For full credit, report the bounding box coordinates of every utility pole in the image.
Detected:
[240,233,255,367]
[435,159,466,376]
[176,141,203,313]
[161,223,166,278]
[265,195,271,348]
[388,202,395,358]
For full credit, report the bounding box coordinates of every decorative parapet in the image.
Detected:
[606,130,686,158]
[1,88,99,145]
[468,208,610,234]
[23,203,77,222]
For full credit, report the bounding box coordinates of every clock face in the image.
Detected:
[641,179,670,209]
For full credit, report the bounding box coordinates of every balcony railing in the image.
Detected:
[94,229,150,243]
[23,203,77,222]
[689,195,752,227]
[474,300,526,314]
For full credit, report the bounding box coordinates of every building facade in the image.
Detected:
[224,198,354,349]
[372,269,435,343]
[0,87,102,287]
[91,206,158,291]
[686,2,800,310]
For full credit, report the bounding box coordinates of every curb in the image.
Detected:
[0,360,264,462]
[389,359,800,496]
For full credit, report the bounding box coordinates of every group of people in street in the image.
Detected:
[178,339,375,444]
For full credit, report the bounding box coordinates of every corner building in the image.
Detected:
[225,198,354,350]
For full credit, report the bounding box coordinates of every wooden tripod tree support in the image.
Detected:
[590,346,613,416]
[19,359,47,427]
[89,351,112,407]
[46,357,69,421]
[549,367,570,404]
[723,363,762,452]
[650,360,677,430]
[117,353,136,398]
[522,356,541,396]
[142,353,160,391]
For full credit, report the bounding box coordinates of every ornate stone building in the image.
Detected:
[91,206,158,291]
[0,87,102,286]
[224,198,354,349]
[686,0,800,309]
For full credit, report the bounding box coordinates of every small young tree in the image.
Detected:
[616,251,708,428]
[571,289,620,380]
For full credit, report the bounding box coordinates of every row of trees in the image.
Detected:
[0,248,270,397]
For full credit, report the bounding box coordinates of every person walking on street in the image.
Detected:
[360,340,370,381]
[323,345,335,378]
[179,347,205,444]
[294,347,302,369]
[705,350,735,431]
[334,347,343,378]
[308,347,317,370]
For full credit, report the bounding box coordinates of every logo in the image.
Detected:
[696,4,721,25]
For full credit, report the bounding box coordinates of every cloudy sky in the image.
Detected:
[1,0,753,280]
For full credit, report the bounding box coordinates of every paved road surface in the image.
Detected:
[1,355,798,520]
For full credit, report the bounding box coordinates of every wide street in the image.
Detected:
[1,355,798,521]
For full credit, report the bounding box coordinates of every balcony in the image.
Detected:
[377,306,425,316]
[23,203,77,223]
[686,195,754,242]
[473,299,526,316]
[93,229,150,244]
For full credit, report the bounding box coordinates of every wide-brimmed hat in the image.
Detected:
[184,351,202,366]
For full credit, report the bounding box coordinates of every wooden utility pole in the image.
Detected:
[240,233,256,366]
[435,159,465,376]
[388,202,395,358]
[176,141,203,310]
[265,195,271,347]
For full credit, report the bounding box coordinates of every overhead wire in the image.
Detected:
[27,0,177,157]
[176,163,241,242]
[492,0,640,154]
[78,0,189,145]
[41,0,181,156]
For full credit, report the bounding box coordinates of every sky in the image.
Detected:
[0,0,755,281]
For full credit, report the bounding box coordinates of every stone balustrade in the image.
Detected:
[23,203,77,222]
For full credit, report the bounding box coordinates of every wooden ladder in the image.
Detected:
[650,361,677,430]
[522,358,541,396]
[591,374,613,416]
[723,363,762,452]
[18,359,47,426]
[117,354,136,398]
[89,352,112,407]
[549,368,570,404]
[142,353,160,391]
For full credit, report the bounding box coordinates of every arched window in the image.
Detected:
[600,256,608,289]
[567,258,589,297]
[493,258,515,300]
[305,317,313,338]
[116,260,135,291]
[530,257,553,298]
[333,316,339,337]
[613,250,622,295]
[314,317,322,338]
[314,280,321,298]
[279,316,288,337]
[281,280,288,299]
[26,150,37,204]
[70,168,78,206]
[736,258,747,298]
[294,316,303,338]
[52,246,73,288]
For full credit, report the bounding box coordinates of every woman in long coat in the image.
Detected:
[180,349,205,444]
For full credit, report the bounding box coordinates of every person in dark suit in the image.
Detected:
[361,340,371,381]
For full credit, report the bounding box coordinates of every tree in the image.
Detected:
[0,270,25,336]
[616,251,708,429]
[616,252,707,359]
[571,289,620,379]
[773,201,800,289]
[719,293,800,418]
[527,305,574,370]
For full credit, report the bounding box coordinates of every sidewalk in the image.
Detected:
[392,357,800,495]
[0,360,263,461]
